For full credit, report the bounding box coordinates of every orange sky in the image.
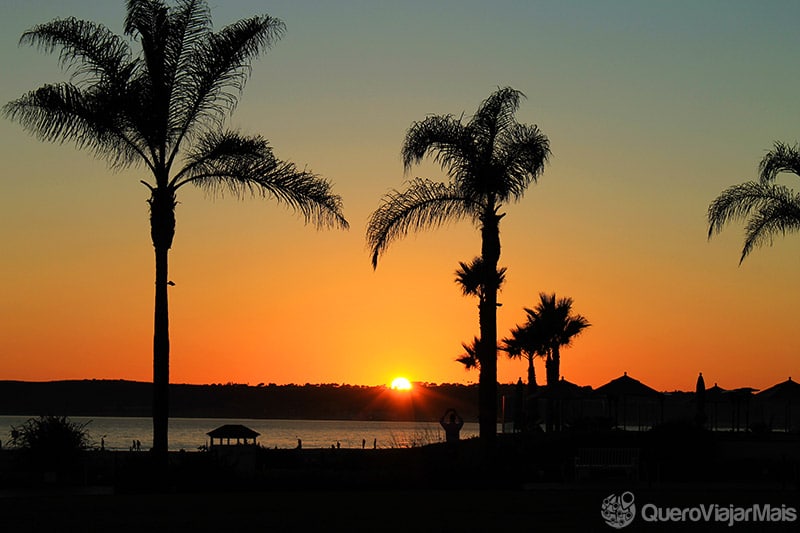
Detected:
[0,1,798,392]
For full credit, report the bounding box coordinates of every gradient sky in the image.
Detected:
[0,1,798,391]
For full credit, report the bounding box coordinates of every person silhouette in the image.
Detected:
[439,408,464,443]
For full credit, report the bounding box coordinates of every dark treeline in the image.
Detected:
[0,380,524,422]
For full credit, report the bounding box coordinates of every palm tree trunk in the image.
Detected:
[478,206,501,453]
[552,345,561,384]
[526,355,538,433]
[149,186,175,465]
[152,241,170,459]
[527,356,537,393]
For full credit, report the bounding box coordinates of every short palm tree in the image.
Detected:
[456,337,481,370]
[501,322,546,395]
[523,293,590,387]
[4,0,348,460]
[454,256,507,303]
[367,87,550,448]
[454,258,505,371]
[708,141,800,262]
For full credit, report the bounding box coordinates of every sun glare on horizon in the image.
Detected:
[390,377,412,391]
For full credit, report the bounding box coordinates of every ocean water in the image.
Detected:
[0,416,480,451]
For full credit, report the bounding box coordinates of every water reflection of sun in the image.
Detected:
[390,377,412,391]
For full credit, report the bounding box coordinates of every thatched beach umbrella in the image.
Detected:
[728,387,758,432]
[705,383,728,430]
[757,377,800,432]
[594,372,662,429]
[532,378,592,431]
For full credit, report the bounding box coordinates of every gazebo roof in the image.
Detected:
[206,424,260,439]
[594,372,661,398]
[533,378,591,399]
[757,377,800,401]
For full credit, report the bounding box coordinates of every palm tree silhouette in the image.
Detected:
[367,87,550,448]
[454,257,507,303]
[521,293,590,387]
[454,258,505,372]
[511,293,589,432]
[4,0,348,461]
[708,141,800,263]
[456,336,481,370]
[501,321,546,394]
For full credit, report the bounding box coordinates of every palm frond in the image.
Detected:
[454,256,507,298]
[366,178,475,268]
[740,186,800,261]
[708,181,800,262]
[759,141,800,183]
[457,337,481,370]
[495,123,551,201]
[454,258,484,297]
[522,292,590,351]
[502,323,545,360]
[470,87,524,154]
[3,83,148,169]
[20,17,132,88]
[177,131,348,229]
[174,14,285,143]
[401,114,470,175]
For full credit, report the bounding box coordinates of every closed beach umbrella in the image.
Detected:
[695,373,707,427]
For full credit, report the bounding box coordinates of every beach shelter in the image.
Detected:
[594,372,663,430]
[704,383,729,430]
[533,378,592,431]
[727,387,758,432]
[757,378,800,432]
[207,424,260,447]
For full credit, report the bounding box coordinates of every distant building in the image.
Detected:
[206,424,260,447]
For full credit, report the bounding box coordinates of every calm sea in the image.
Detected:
[0,416,480,451]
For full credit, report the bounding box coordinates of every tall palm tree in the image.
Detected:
[708,141,800,263]
[367,87,550,448]
[523,293,590,387]
[4,0,348,461]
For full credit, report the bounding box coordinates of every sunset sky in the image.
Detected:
[0,1,798,392]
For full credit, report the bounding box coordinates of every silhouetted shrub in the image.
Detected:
[10,415,92,466]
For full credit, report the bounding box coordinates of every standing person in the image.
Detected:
[440,408,464,443]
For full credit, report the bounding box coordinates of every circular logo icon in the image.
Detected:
[601,491,636,529]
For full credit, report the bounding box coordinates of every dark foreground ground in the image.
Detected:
[1,431,799,532]
[1,483,798,532]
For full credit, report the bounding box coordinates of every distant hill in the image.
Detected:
[0,380,510,422]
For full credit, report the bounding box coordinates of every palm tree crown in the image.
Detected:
[454,256,507,304]
[367,87,550,448]
[368,87,549,267]
[4,0,348,460]
[708,141,800,263]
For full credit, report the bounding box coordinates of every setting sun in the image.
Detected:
[390,377,412,391]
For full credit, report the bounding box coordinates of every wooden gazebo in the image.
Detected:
[207,424,260,447]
